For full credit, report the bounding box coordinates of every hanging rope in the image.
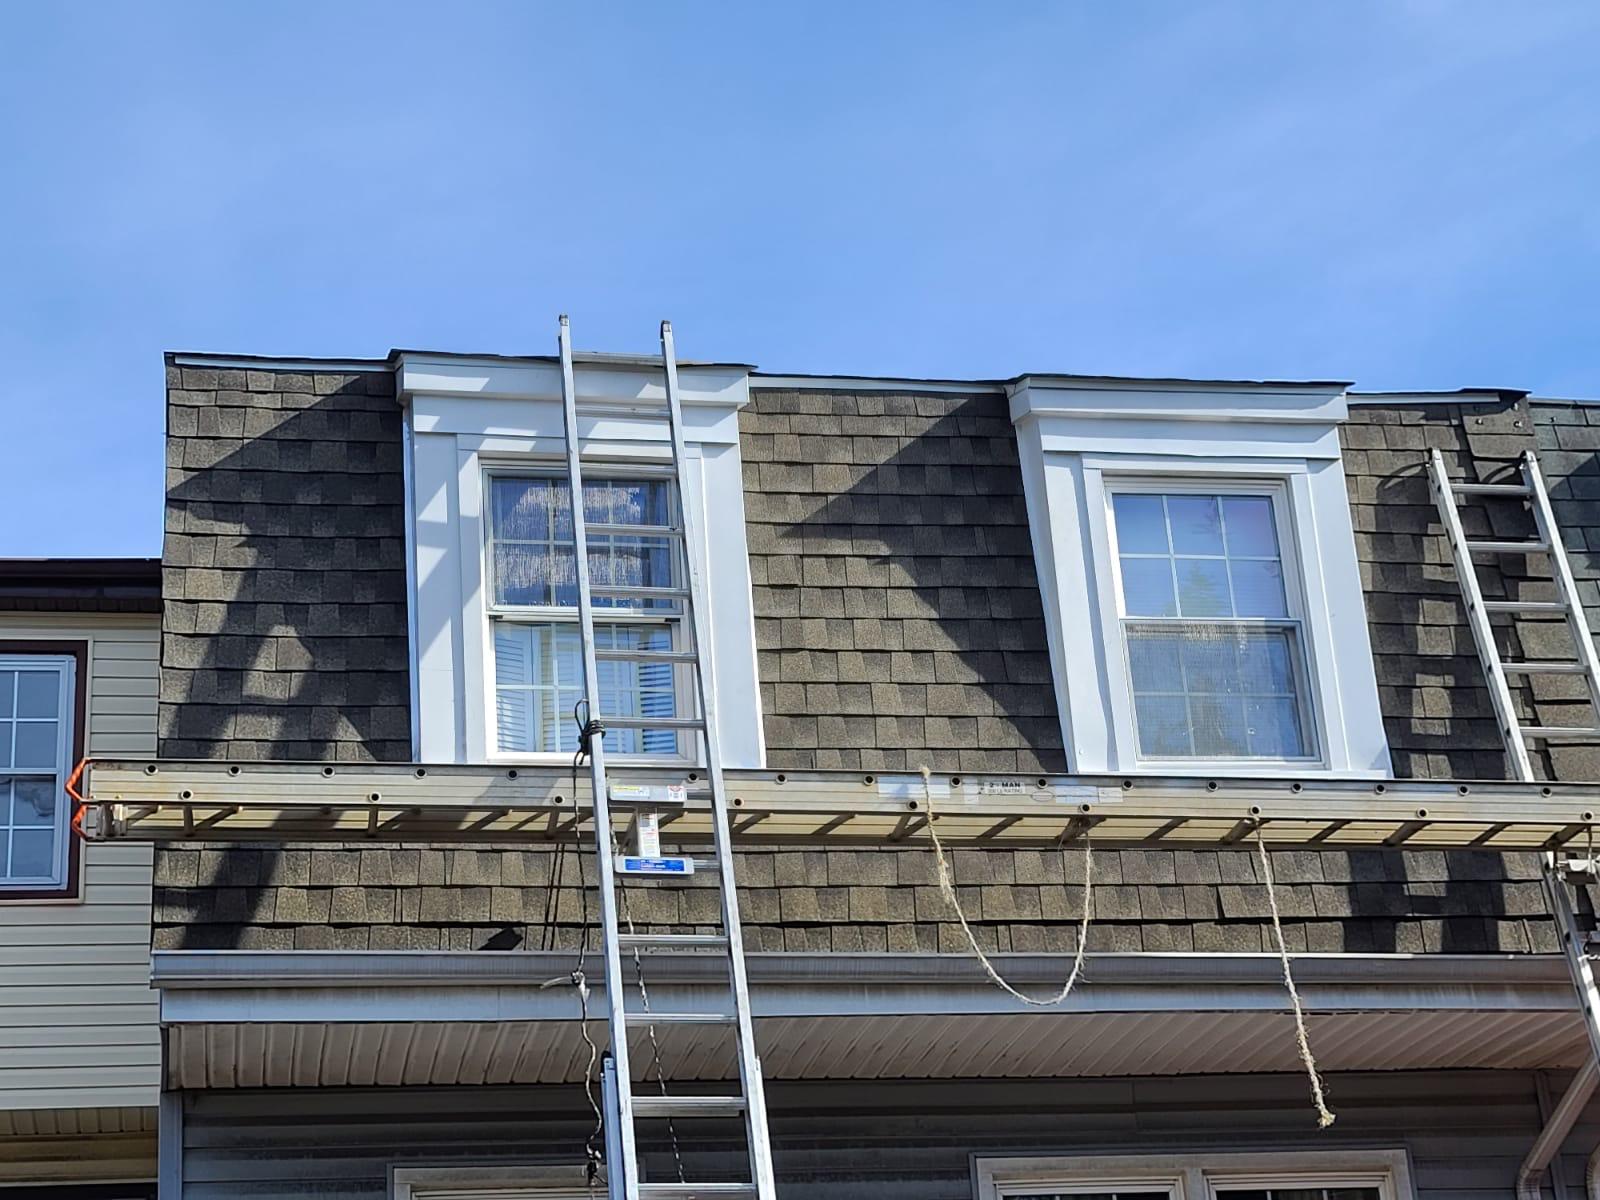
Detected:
[1255,823,1335,1128]
[918,765,1091,1006]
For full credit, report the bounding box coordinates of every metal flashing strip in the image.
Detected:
[84,759,1600,851]
[169,353,391,373]
[751,373,1008,394]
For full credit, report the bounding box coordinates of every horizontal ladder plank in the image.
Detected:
[1467,539,1550,553]
[1482,599,1569,614]
[618,933,729,949]
[1502,661,1589,674]
[632,1095,747,1118]
[1452,481,1532,496]
[594,648,699,665]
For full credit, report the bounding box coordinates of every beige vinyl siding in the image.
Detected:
[0,614,160,1114]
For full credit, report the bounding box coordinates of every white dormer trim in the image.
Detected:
[1010,375,1390,778]
[396,353,765,768]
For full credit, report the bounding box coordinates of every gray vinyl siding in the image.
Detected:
[0,614,160,1114]
[178,1071,1587,1200]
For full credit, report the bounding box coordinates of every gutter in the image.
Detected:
[150,950,1581,1029]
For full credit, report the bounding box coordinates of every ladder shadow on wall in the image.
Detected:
[156,374,410,952]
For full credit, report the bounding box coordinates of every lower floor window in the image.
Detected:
[977,1151,1409,1200]
[493,622,679,756]
[0,656,75,893]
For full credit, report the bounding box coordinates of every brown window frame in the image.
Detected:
[0,640,87,901]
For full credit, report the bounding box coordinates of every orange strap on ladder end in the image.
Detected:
[66,758,89,840]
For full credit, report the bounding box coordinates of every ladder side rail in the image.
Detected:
[660,321,779,1200]
[1428,449,1535,779]
[559,316,641,1198]
[1522,450,1600,719]
[1519,450,1600,1070]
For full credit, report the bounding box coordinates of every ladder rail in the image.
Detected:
[1427,449,1534,779]
[1523,450,1600,719]
[558,316,642,1200]
[660,320,779,1199]
[1430,447,1600,1086]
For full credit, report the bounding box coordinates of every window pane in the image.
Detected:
[1238,633,1295,693]
[10,829,57,878]
[1191,695,1249,756]
[490,476,676,610]
[1112,494,1169,554]
[12,778,56,826]
[1180,634,1242,694]
[492,543,559,607]
[1134,693,1192,756]
[1223,495,1279,556]
[14,672,58,718]
[1230,559,1288,617]
[1121,558,1176,617]
[12,721,57,770]
[1128,631,1181,692]
[0,672,12,718]
[1175,558,1231,616]
[1247,696,1305,757]
[1128,624,1312,759]
[491,477,555,541]
[1167,494,1224,554]
[0,721,10,769]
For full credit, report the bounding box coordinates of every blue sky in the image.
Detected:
[2,2,1598,555]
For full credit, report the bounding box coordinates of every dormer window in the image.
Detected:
[1009,374,1389,777]
[397,351,764,768]
[487,472,684,757]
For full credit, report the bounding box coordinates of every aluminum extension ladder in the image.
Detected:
[1427,447,1600,1073]
[557,316,777,1200]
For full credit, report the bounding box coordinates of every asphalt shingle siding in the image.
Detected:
[151,375,1600,953]
[152,842,1553,954]
[1343,393,1588,782]
[1534,400,1600,780]
[159,362,411,762]
[741,387,1065,774]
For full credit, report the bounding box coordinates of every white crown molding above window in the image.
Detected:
[397,354,765,768]
[1009,376,1390,778]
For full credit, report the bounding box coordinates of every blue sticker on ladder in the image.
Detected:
[618,856,693,875]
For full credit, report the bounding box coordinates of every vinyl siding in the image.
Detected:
[174,1071,1591,1200]
[0,614,160,1118]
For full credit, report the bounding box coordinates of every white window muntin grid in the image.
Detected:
[1105,478,1321,765]
[0,656,73,890]
[482,464,690,760]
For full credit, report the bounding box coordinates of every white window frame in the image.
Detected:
[482,462,691,764]
[0,653,76,894]
[398,352,765,769]
[974,1149,1414,1200]
[1102,475,1321,767]
[1009,376,1390,778]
